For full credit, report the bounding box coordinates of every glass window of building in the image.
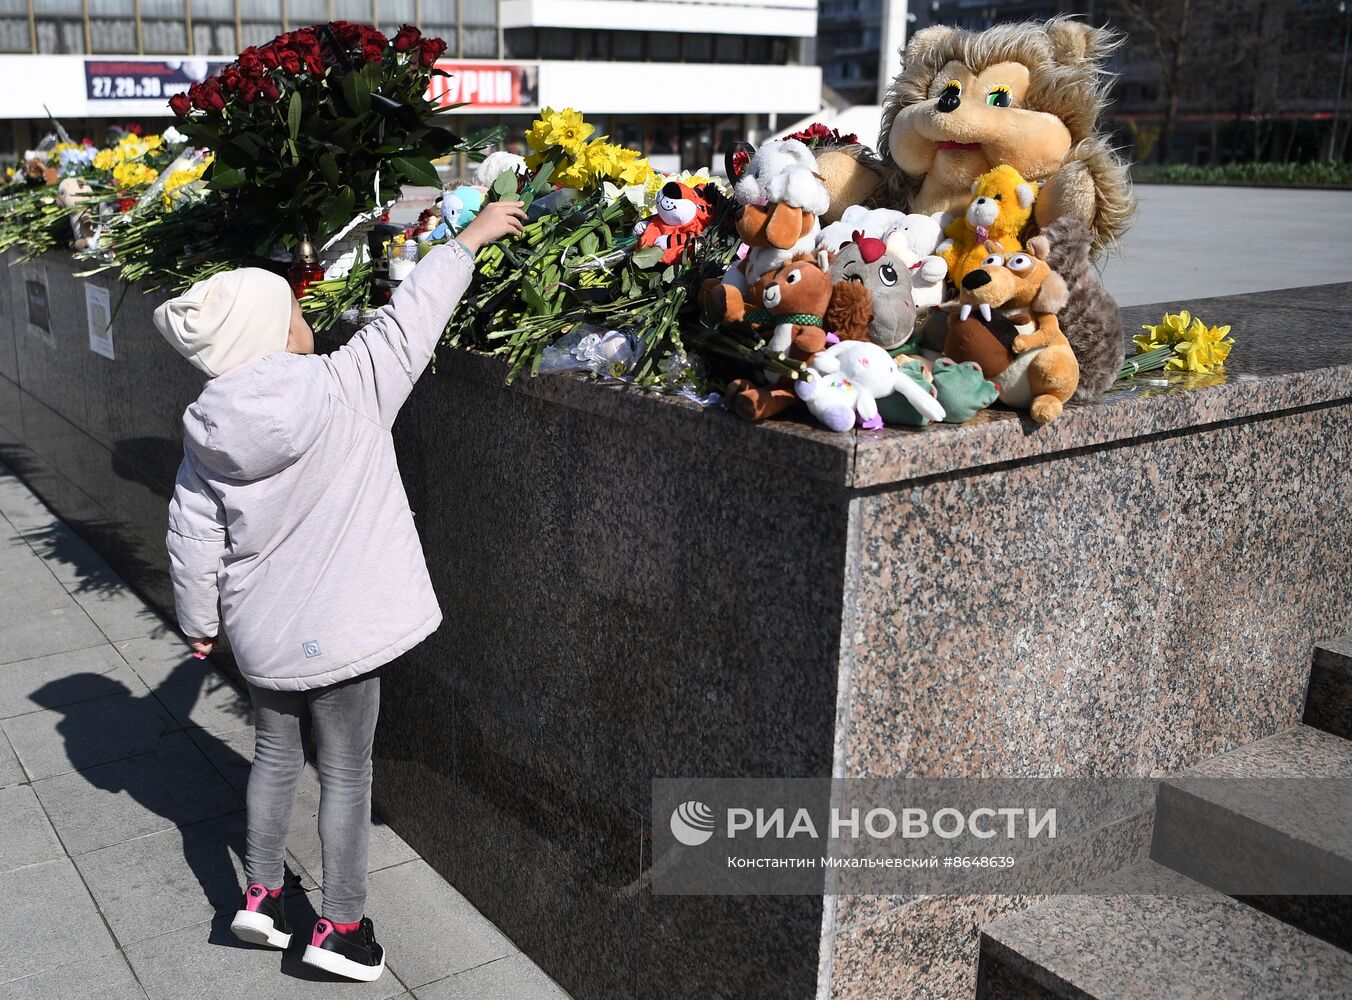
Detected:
[141,0,187,53]
[30,0,82,53]
[89,0,137,52]
[191,0,236,55]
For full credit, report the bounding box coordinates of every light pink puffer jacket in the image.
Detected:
[166,242,473,691]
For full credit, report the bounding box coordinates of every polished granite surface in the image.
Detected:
[3,254,1350,1000]
[465,282,1352,488]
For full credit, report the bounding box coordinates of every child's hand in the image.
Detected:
[188,636,215,659]
[457,200,526,253]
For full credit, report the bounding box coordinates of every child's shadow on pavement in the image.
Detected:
[29,655,317,973]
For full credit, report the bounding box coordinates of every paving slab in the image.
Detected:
[0,730,25,789]
[14,522,119,593]
[3,687,183,780]
[0,784,64,874]
[0,858,115,985]
[0,557,74,617]
[0,644,146,721]
[123,912,405,1000]
[33,740,241,856]
[154,673,254,737]
[0,604,105,666]
[68,584,167,644]
[0,951,147,1000]
[0,473,59,527]
[359,861,518,990]
[185,725,257,796]
[74,811,310,944]
[113,634,217,690]
[415,954,570,1000]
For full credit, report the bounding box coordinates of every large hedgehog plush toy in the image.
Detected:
[816,17,1133,258]
[815,17,1131,398]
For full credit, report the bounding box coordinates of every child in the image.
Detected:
[154,200,526,982]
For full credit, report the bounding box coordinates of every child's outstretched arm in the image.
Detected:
[323,200,526,428]
[166,450,227,652]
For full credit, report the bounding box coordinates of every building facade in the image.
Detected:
[0,0,823,171]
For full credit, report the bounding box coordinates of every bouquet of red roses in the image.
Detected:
[169,21,465,256]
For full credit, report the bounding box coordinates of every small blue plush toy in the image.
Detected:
[428,185,484,240]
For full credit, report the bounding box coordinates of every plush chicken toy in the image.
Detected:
[634,181,711,264]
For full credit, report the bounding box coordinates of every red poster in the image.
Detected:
[425,63,539,110]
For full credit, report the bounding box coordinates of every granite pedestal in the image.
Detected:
[2,251,1349,999]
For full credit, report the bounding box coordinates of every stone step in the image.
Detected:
[1150,724,1352,949]
[1305,634,1352,739]
[976,860,1352,1000]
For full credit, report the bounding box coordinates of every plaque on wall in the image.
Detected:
[85,284,115,360]
[26,279,49,333]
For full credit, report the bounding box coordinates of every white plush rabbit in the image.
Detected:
[796,341,945,432]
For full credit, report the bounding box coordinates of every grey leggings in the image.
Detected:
[244,670,380,923]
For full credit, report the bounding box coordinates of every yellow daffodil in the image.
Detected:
[1135,309,1191,353]
[525,107,594,156]
[1166,316,1233,373]
[160,156,212,209]
[112,161,157,189]
[93,149,117,171]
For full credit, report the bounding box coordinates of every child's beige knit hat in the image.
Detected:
[153,268,293,378]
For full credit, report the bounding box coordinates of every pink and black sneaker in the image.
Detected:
[302,916,386,982]
[230,883,292,949]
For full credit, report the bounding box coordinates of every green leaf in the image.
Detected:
[528,161,554,196]
[209,162,247,190]
[341,70,370,115]
[318,152,340,188]
[491,170,520,199]
[521,277,549,314]
[631,245,664,269]
[390,156,442,188]
[319,186,356,236]
[287,91,301,141]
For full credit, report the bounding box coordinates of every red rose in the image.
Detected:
[238,48,264,78]
[274,32,293,48]
[201,79,226,111]
[418,36,447,67]
[278,49,301,74]
[304,53,324,76]
[187,82,204,110]
[332,20,361,47]
[238,79,258,104]
[259,78,281,102]
[259,47,280,70]
[393,24,421,52]
[220,65,242,91]
[169,92,192,116]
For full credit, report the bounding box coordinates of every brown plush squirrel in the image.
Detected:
[945,238,1078,424]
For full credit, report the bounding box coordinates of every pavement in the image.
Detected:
[1096,184,1352,307]
[0,462,570,999]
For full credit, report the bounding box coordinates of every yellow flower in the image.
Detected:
[112,161,157,189]
[93,149,116,171]
[160,158,211,209]
[526,107,594,156]
[1165,316,1233,374]
[1135,309,1191,353]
